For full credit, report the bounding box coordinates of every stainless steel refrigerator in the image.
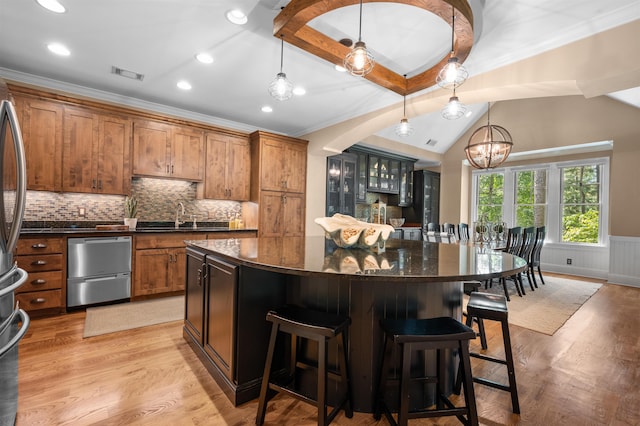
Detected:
[0,78,30,426]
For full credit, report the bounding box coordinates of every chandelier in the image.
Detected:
[343,0,374,76]
[465,103,513,169]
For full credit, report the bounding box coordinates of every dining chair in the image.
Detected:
[517,227,536,292]
[497,227,523,301]
[458,223,470,241]
[528,226,546,287]
[427,222,440,232]
[442,223,456,236]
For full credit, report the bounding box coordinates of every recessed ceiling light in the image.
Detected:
[335,64,346,73]
[36,0,66,13]
[226,9,247,25]
[47,42,70,56]
[195,52,214,64]
[177,80,192,90]
[465,110,473,118]
[293,87,306,96]
[261,106,273,113]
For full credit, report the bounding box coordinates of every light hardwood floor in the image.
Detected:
[16,273,640,425]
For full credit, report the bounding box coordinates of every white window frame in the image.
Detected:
[471,157,609,247]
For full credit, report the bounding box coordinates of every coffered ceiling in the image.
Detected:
[0,0,638,161]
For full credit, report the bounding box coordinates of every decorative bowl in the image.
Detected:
[389,218,405,228]
[314,213,394,248]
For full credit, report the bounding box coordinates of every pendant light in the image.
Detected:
[344,0,374,77]
[395,75,413,136]
[269,35,293,101]
[436,5,468,89]
[465,103,513,169]
[441,87,467,120]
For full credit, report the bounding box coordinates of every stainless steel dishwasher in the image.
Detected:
[67,236,132,307]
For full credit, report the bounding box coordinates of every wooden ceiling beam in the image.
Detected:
[274,0,474,96]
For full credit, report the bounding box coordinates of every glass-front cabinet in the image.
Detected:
[355,151,367,203]
[397,161,414,207]
[326,153,357,216]
[367,155,399,194]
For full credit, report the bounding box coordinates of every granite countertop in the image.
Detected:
[20,221,256,235]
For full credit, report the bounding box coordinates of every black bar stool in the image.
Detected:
[256,305,353,426]
[456,292,520,414]
[374,317,478,426]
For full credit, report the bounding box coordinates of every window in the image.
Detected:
[471,157,609,246]
[476,173,504,223]
[561,164,601,243]
[514,169,547,228]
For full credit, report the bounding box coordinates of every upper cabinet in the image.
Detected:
[132,119,204,181]
[63,106,131,195]
[348,147,416,202]
[15,95,63,191]
[257,133,306,193]
[197,132,250,201]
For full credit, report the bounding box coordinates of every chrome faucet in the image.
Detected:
[175,202,185,228]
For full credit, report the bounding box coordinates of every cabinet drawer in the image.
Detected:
[135,233,198,249]
[17,238,64,254]
[16,270,63,293]
[16,289,62,311]
[16,254,63,272]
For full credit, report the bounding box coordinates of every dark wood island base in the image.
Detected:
[182,236,526,412]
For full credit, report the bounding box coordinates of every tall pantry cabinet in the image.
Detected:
[249,131,308,237]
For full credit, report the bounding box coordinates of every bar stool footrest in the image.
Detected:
[470,352,508,365]
[473,377,512,393]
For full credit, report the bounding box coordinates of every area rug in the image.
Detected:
[83,296,184,338]
[465,275,602,336]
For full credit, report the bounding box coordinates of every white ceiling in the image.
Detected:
[1,0,639,159]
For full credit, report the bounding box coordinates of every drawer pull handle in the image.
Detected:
[32,279,47,285]
[32,260,47,265]
[32,243,47,249]
[32,298,47,304]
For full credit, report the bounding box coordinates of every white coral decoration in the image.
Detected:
[315,213,394,248]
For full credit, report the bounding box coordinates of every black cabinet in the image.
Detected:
[403,170,440,227]
[204,256,237,382]
[397,161,414,207]
[402,227,422,240]
[367,155,399,194]
[185,247,206,345]
[326,153,356,216]
[355,150,368,203]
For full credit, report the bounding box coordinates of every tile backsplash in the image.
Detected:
[24,178,243,223]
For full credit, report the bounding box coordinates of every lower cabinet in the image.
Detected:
[183,247,287,405]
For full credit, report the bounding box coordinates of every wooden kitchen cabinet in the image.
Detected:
[14,95,63,191]
[249,131,307,237]
[132,119,204,181]
[15,236,65,315]
[62,106,131,194]
[197,132,250,200]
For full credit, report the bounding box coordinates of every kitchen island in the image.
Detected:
[183,236,526,412]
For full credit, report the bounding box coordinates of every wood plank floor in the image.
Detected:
[15,273,640,425]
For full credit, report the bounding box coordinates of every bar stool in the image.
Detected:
[374,317,478,426]
[456,292,520,414]
[256,305,353,426]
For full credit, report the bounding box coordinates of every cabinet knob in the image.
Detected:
[98,179,102,189]
[92,179,97,189]
[32,260,47,265]
[31,243,47,249]
[32,279,47,285]
[31,298,47,304]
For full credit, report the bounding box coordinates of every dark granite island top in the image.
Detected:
[183,236,526,412]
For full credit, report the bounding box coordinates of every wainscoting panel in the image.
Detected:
[608,236,640,287]
[540,243,609,280]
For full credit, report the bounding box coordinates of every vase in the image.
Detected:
[124,218,137,230]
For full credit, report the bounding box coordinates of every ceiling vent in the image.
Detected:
[111,66,144,81]
[425,139,438,146]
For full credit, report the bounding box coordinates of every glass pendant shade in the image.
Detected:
[395,118,413,137]
[465,123,513,169]
[269,36,293,101]
[442,94,467,120]
[269,72,293,101]
[344,41,375,76]
[437,56,468,89]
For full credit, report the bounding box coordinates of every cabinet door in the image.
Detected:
[284,143,306,193]
[170,247,187,291]
[19,97,63,191]
[367,154,379,191]
[171,125,204,181]
[326,156,342,216]
[63,107,98,193]
[134,248,172,296]
[97,114,131,194]
[185,248,206,345]
[283,192,305,237]
[342,156,356,216]
[204,256,237,382]
[258,191,284,237]
[388,159,400,193]
[226,136,250,200]
[132,119,171,177]
[260,138,286,191]
[355,151,367,203]
[203,134,228,199]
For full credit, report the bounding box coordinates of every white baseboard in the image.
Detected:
[607,274,640,288]
[541,263,609,280]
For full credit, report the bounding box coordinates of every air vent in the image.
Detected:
[111,66,144,81]
[425,139,438,146]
